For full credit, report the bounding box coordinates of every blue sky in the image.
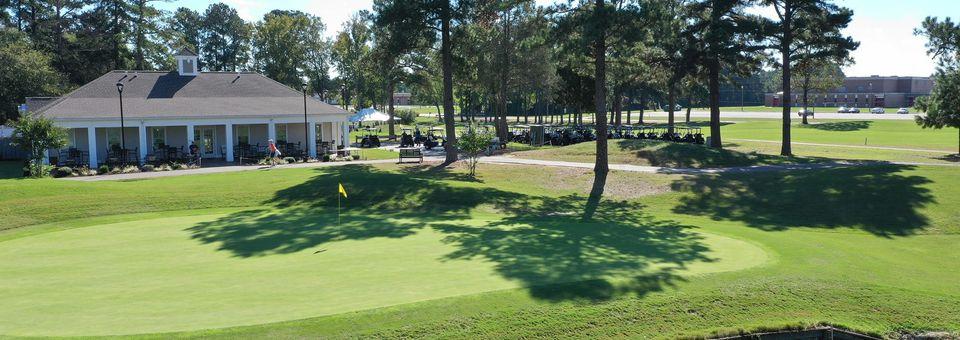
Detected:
[157,0,959,77]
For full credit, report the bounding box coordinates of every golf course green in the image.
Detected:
[0,209,766,336]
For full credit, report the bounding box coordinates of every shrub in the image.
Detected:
[157,164,173,171]
[97,165,109,175]
[456,123,495,177]
[322,154,331,162]
[171,163,185,170]
[120,165,140,174]
[75,167,94,176]
[396,109,417,125]
[52,166,74,178]
[141,164,155,172]
[351,154,360,160]
[283,157,297,164]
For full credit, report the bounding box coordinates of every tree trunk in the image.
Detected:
[586,0,608,222]
[441,1,458,163]
[667,84,676,134]
[708,52,722,148]
[780,2,793,156]
[387,81,396,139]
[639,92,645,124]
[801,77,810,125]
[685,94,692,123]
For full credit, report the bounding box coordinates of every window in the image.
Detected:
[66,129,76,147]
[182,59,195,74]
[106,128,122,148]
[236,125,250,145]
[276,124,287,143]
[151,127,166,150]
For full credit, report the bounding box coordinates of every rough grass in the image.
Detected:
[0,162,958,338]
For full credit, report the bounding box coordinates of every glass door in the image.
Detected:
[194,127,217,157]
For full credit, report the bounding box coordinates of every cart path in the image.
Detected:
[729,138,953,153]
[65,153,958,182]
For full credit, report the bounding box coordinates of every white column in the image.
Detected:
[186,124,195,146]
[307,121,317,158]
[268,121,277,141]
[88,127,98,168]
[138,124,147,164]
[341,122,349,147]
[224,122,234,162]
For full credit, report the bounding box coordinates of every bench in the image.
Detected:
[398,148,423,164]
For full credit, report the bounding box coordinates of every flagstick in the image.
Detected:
[338,189,341,227]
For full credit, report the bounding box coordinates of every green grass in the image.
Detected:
[0,161,958,338]
[719,119,958,152]
[512,139,820,168]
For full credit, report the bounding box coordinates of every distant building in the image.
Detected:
[764,75,933,108]
[392,92,412,106]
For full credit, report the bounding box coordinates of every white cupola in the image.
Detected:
[174,47,199,76]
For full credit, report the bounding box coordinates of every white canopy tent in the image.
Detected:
[348,108,392,123]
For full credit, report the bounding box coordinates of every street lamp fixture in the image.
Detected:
[116,82,126,162]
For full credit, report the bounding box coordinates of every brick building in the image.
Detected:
[764,76,932,108]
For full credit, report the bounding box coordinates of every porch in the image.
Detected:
[51,119,350,168]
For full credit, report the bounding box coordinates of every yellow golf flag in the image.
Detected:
[338,183,348,198]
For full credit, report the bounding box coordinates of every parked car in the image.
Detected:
[870,107,885,114]
[897,108,910,114]
[845,107,860,113]
[661,104,682,111]
[837,106,849,113]
[797,109,814,117]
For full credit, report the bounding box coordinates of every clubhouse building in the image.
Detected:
[27,49,351,167]
[764,75,933,108]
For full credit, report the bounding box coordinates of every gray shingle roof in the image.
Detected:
[35,71,349,120]
[175,47,198,57]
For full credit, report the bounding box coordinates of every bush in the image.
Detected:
[141,164,155,172]
[456,124,495,177]
[283,157,297,164]
[52,166,74,178]
[171,163,185,170]
[396,109,417,125]
[97,165,109,175]
[75,167,94,176]
[322,154,331,162]
[351,154,360,160]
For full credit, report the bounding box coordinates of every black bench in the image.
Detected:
[398,148,423,164]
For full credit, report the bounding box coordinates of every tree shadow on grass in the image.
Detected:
[187,164,713,301]
[434,195,712,301]
[670,164,934,237]
[616,139,820,169]
[800,120,872,132]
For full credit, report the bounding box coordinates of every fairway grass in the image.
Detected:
[1,162,958,338]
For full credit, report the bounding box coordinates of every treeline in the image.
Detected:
[0,1,331,123]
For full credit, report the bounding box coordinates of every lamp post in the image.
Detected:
[740,85,744,111]
[302,82,309,160]
[116,82,126,162]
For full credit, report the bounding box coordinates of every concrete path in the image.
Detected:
[729,138,953,153]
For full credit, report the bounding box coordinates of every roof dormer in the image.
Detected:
[175,48,199,76]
